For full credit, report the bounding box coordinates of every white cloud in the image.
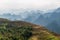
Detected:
[0,0,60,14]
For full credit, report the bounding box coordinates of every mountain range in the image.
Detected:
[0,8,60,34]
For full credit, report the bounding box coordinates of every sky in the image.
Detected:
[0,0,60,14]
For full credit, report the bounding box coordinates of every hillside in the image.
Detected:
[0,18,59,40]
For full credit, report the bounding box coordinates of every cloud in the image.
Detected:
[0,0,60,10]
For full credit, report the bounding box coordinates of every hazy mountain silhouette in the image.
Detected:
[46,21,60,34]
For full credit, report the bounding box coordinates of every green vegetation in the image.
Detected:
[0,22,59,40]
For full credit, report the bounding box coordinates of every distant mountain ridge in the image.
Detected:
[0,8,60,25]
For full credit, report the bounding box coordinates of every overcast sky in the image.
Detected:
[0,0,60,14]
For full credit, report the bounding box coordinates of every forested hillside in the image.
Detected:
[0,18,59,40]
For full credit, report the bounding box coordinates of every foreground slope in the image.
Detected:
[0,18,59,40]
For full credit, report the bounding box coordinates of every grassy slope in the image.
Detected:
[0,18,60,40]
